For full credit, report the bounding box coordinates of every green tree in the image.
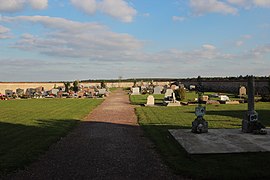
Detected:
[174,87,185,101]
[73,80,79,93]
[133,80,137,87]
[180,87,186,100]
[100,81,106,88]
[64,82,70,92]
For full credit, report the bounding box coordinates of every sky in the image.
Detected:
[0,0,269,81]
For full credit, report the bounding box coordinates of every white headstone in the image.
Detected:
[164,89,173,98]
[220,95,230,101]
[146,95,155,106]
[51,89,59,95]
[131,87,140,95]
[98,88,107,95]
[153,86,162,94]
[239,86,247,96]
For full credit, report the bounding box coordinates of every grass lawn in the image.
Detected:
[0,98,103,176]
[136,102,270,179]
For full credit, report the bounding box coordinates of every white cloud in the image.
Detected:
[28,0,48,10]
[227,0,250,6]
[227,0,270,8]
[236,41,244,46]
[202,44,217,50]
[98,0,137,22]
[0,25,11,39]
[249,44,270,58]
[2,15,143,59]
[0,25,9,33]
[190,0,238,15]
[0,0,25,12]
[188,0,270,16]
[70,0,137,23]
[234,34,252,47]
[172,16,186,21]
[242,34,252,39]
[70,0,97,14]
[253,0,270,7]
[142,13,150,17]
[0,0,48,12]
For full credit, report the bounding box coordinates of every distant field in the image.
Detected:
[136,102,270,179]
[0,98,103,175]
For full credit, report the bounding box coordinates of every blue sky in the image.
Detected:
[0,0,269,81]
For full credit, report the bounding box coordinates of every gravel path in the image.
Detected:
[9,89,182,180]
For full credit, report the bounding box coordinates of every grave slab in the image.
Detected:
[169,129,270,154]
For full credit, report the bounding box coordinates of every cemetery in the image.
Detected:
[0,76,270,179]
[0,81,110,100]
[133,76,270,179]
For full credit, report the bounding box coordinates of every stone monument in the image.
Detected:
[145,95,155,106]
[167,92,181,106]
[153,86,162,94]
[242,76,267,135]
[239,86,247,97]
[192,76,208,133]
[131,87,140,95]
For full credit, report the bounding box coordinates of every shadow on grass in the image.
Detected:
[185,109,270,126]
[2,121,182,179]
[141,124,270,179]
[0,119,80,176]
[2,118,270,179]
[206,110,270,126]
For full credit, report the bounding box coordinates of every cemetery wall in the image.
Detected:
[181,80,268,94]
[0,81,171,94]
[0,82,64,94]
[0,80,268,94]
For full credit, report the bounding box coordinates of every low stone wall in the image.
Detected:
[182,80,269,95]
[0,81,172,94]
[0,82,64,94]
[0,80,268,95]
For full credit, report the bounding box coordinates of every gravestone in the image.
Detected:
[191,77,208,133]
[242,76,266,135]
[171,85,179,90]
[98,88,107,95]
[220,95,230,101]
[145,95,155,106]
[239,86,247,97]
[201,95,209,102]
[153,86,162,94]
[51,89,59,95]
[131,87,140,95]
[5,90,13,97]
[16,88,24,96]
[167,92,181,106]
[189,85,196,90]
[164,89,173,98]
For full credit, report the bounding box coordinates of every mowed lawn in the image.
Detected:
[134,97,270,179]
[0,98,103,175]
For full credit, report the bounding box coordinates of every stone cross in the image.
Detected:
[242,75,266,134]
[248,77,255,113]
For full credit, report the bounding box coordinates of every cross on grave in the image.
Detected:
[242,76,267,135]
[191,76,208,133]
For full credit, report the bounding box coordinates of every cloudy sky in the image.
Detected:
[0,0,269,81]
